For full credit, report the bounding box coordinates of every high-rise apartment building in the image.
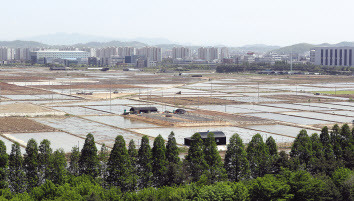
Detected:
[172,47,190,59]
[136,47,162,62]
[0,47,15,61]
[198,47,219,61]
[118,47,135,57]
[312,47,354,67]
[220,47,229,59]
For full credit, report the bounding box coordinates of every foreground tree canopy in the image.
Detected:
[0,124,352,200]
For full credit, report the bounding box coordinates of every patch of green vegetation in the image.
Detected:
[313,90,354,95]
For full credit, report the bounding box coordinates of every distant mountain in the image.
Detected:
[73,41,147,48]
[23,33,116,46]
[22,33,175,46]
[238,44,281,52]
[272,42,354,55]
[0,40,47,48]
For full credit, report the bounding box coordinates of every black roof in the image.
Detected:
[130,107,158,111]
[185,131,225,140]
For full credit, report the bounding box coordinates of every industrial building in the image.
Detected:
[311,47,354,67]
[30,50,90,64]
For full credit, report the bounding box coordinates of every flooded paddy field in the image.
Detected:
[247,124,320,137]
[3,132,102,153]
[1,68,353,152]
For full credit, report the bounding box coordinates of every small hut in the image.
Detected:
[130,107,158,114]
[184,131,226,146]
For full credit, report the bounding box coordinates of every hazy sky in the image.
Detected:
[1,0,353,46]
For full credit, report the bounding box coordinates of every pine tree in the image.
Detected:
[79,133,99,177]
[331,124,343,160]
[128,140,138,190]
[24,139,39,190]
[38,139,52,184]
[152,134,168,187]
[166,132,180,164]
[9,143,26,193]
[137,135,153,189]
[98,143,109,180]
[266,136,278,157]
[185,133,208,182]
[341,124,354,169]
[0,140,8,189]
[49,149,67,185]
[247,134,269,178]
[310,133,323,159]
[69,146,80,176]
[106,135,136,191]
[320,126,330,146]
[290,130,313,165]
[203,133,226,183]
[165,132,182,186]
[224,134,250,182]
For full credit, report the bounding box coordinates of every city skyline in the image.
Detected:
[1,0,354,46]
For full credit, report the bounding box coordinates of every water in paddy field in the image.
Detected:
[283,112,354,123]
[33,117,142,147]
[52,106,108,115]
[321,110,354,117]
[0,136,26,154]
[84,115,160,129]
[248,113,332,125]
[247,125,319,137]
[131,126,294,145]
[263,103,336,111]
[3,132,102,153]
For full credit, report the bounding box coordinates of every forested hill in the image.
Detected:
[0,123,352,200]
[271,41,354,55]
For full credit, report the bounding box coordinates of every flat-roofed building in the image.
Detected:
[312,47,354,67]
[30,50,90,64]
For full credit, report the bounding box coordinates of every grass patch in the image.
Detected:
[313,90,354,95]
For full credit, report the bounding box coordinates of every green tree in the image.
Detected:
[224,134,250,182]
[152,135,168,187]
[166,132,180,164]
[128,140,138,190]
[49,149,67,185]
[79,133,99,178]
[69,146,80,176]
[320,126,330,146]
[247,134,269,178]
[266,136,278,157]
[332,168,354,200]
[331,124,343,160]
[24,139,39,190]
[185,133,208,182]
[106,135,136,192]
[290,129,313,165]
[98,143,109,180]
[38,139,52,184]
[137,136,153,189]
[9,143,26,193]
[203,133,226,183]
[0,140,8,189]
[249,174,293,201]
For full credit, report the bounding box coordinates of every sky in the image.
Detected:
[1,0,353,46]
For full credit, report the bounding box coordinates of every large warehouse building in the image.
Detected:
[30,50,90,64]
[311,47,354,67]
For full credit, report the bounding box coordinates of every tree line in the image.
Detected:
[0,124,352,200]
[216,62,354,74]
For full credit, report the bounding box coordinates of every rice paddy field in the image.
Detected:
[0,67,353,153]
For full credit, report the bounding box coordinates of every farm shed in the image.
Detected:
[184,131,226,146]
[130,107,158,114]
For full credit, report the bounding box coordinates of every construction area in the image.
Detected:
[0,67,353,153]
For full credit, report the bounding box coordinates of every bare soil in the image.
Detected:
[32,84,143,90]
[0,82,52,95]
[0,117,56,133]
